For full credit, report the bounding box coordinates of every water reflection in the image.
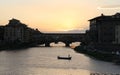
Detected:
[50,42,66,47]
[28,68,91,75]
[0,47,120,75]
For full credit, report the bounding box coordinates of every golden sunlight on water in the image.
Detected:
[70,42,80,48]
[50,42,80,48]
[50,42,66,47]
[0,47,120,75]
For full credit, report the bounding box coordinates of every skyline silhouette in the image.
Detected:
[0,0,119,33]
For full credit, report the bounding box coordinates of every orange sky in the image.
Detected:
[0,0,120,33]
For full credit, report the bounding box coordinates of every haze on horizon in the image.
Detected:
[0,0,120,33]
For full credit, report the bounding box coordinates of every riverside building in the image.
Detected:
[4,18,35,43]
[88,13,120,45]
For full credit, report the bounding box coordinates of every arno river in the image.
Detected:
[0,43,120,75]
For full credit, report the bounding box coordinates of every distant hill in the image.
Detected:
[43,29,86,33]
[65,29,85,33]
[44,29,86,33]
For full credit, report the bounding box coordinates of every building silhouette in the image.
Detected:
[4,18,42,44]
[0,26,5,44]
[88,13,120,45]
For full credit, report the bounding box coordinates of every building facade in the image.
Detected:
[4,18,32,43]
[115,25,120,44]
[0,26,5,44]
[88,13,120,45]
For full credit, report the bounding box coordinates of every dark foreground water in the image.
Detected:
[0,47,120,75]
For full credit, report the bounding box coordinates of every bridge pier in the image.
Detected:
[65,43,70,47]
[45,43,50,47]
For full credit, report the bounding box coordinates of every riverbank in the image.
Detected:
[0,42,40,51]
[74,46,120,64]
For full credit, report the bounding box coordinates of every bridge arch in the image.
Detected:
[43,33,85,47]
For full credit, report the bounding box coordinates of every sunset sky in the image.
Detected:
[0,0,120,33]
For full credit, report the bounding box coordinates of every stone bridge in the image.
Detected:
[41,33,85,47]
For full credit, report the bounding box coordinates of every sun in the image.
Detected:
[61,18,77,31]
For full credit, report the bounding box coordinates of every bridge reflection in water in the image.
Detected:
[42,33,84,47]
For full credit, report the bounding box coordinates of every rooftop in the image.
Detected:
[89,13,120,21]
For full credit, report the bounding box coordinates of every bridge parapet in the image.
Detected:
[43,33,85,47]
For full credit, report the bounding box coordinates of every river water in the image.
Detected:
[0,45,120,75]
